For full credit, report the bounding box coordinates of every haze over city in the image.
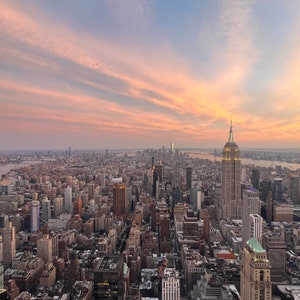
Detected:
[1,0,300,150]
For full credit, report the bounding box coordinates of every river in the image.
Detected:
[186,151,300,170]
[0,161,43,177]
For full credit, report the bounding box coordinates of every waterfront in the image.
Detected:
[186,150,300,170]
[0,161,43,177]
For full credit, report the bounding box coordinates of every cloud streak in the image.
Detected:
[1,1,300,149]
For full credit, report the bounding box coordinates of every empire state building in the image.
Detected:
[220,122,242,220]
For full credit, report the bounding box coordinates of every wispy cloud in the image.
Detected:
[1,1,300,148]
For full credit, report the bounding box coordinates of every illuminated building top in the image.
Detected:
[222,121,240,161]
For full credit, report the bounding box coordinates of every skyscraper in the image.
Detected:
[240,237,272,300]
[64,186,73,214]
[53,196,63,218]
[41,197,51,223]
[186,167,192,191]
[170,141,175,155]
[37,234,53,264]
[242,188,261,245]
[220,122,242,220]
[30,200,40,232]
[112,183,126,218]
[273,177,283,202]
[262,233,287,282]
[1,222,16,268]
[152,164,163,198]
[248,213,262,243]
[251,168,260,190]
[290,172,300,205]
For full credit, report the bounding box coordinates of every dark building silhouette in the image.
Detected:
[112,183,126,218]
[260,180,272,202]
[64,251,81,292]
[186,167,193,191]
[266,191,273,224]
[262,233,287,282]
[251,168,260,190]
[290,173,300,205]
[152,165,163,197]
[93,255,123,299]
[273,178,283,202]
[159,215,171,253]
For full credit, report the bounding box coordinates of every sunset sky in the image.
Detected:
[1,0,300,151]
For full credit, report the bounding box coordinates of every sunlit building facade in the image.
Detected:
[220,123,242,220]
[240,237,271,300]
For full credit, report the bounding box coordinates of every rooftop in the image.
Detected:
[246,237,265,253]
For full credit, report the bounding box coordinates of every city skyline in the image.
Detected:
[1,1,300,150]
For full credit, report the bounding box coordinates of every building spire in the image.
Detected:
[228,116,234,143]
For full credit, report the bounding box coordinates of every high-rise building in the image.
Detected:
[0,214,8,229]
[262,233,287,283]
[64,186,73,214]
[242,188,261,245]
[266,191,273,223]
[30,200,40,232]
[53,197,63,218]
[112,183,126,218]
[73,198,83,216]
[220,123,242,220]
[290,173,300,205]
[0,222,16,269]
[88,183,95,201]
[251,169,260,190]
[170,141,175,155]
[273,177,283,202]
[153,164,163,198]
[162,268,180,300]
[37,234,53,264]
[247,213,262,243]
[260,180,272,202]
[186,167,192,191]
[240,237,272,300]
[41,197,51,223]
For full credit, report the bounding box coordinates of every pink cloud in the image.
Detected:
[1,2,300,147]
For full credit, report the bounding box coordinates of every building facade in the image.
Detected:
[64,186,73,214]
[112,183,126,218]
[262,233,287,283]
[0,222,16,269]
[30,200,40,233]
[37,234,53,264]
[162,268,180,300]
[240,237,272,300]
[242,188,261,245]
[220,123,242,220]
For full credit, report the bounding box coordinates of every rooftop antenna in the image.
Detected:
[228,115,234,143]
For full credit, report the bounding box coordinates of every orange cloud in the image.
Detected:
[1,1,300,147]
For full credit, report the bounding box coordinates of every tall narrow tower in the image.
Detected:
[112,183,126,218]
[30,200,40,232]
[64,186,73,214]
[242,188,261,245]
[186,167,192,191]
[220,122,242,219]
[1,222,16,269]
